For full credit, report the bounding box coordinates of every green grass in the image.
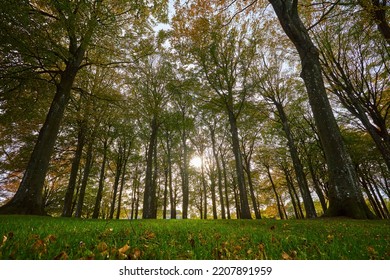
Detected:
[0,216,389,260]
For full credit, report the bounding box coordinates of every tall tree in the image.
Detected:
[267,0,375,219]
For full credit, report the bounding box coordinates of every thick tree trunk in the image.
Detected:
[269,0,375,219]
[0,67,78,215]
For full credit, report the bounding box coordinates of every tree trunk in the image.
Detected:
[62,122,86,217]
[221,152,232,219]
[266,164,285,220]
[201,154,208,219]
[227,109,252,219]
[181,114,190,219]
[269,0,375,219]
[74,139,94,218]
[116,153,128,220]
[109,147,124,219]
[0,67,78,215]
[210,126,226,219]
[92,138,108,219]
[143,117,159,219]
[274,101,317,218]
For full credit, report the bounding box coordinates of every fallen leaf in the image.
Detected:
[118,244,130,254]
[45,234,56,243]
[31,239,47,255]
[144,231,156,240]
[97,242,108,252]
[282,251,292,260]
[1,235,7,247]
[54,251,69,260]
[132,248,141,259]
[258,243,265,252]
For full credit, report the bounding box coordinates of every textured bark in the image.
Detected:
[269,0,375,219]
[0,67,78,215]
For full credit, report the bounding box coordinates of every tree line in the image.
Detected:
[0,0,388,219]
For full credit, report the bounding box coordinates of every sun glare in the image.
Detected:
[190,155,202,169]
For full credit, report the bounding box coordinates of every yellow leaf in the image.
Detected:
[118,244,130,254]
[97,242,108,252]
[132,248,141,259]
[282,252,292,260]
[1,235,7,247]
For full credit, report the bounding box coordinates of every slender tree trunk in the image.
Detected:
[210,170,218,219]
[143,117,159,219]
[74,139,94,218]
[109,147,123,219]
[227,109,252,219]
[244,157,262,219]
[210,126,226,219]
[274,101,317,218]
[266,164,285,220]
[281,164,302,219]
[92,138,108,219]
[62,122,86,217]
[181,117,190,219]
[116,153,128,220]
[201,154,208,219]
[269,0,375,219]
[221,153,231,219]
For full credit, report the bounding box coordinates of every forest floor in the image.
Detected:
[0,216,389,260]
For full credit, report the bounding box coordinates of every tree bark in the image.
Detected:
[143,117,159,219]
[269,0,375,219]
[0,66,78,215]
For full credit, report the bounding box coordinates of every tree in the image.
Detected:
[267,0,375,219]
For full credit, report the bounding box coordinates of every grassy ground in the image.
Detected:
[0,215,389,260]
